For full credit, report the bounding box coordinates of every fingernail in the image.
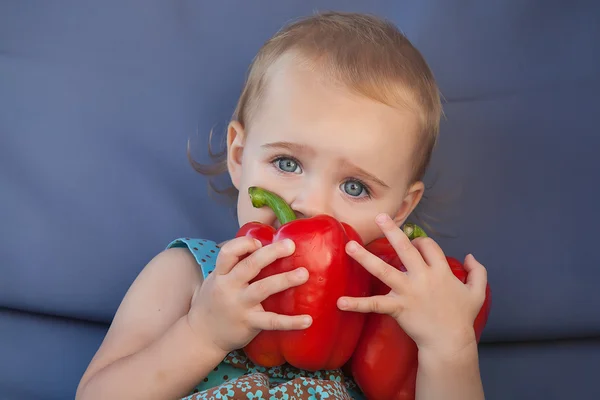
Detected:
[283,239,295,252]
[346,241,359,254]
[295,268,308,279]
[254,239,262,248]
[338,298,348,309]
[376,213,389,225]
[303,316,312,327]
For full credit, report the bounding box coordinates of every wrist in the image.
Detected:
[183,314,228,363]
[418,335,479,370]
[418,328,478,365]
[415,338,484,400]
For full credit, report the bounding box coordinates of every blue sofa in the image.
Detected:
[1,1,599,399]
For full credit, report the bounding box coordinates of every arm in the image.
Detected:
[416,341,484,400]
[76,248,227,400]
[77,236,312,400]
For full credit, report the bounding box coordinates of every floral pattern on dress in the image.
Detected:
[181,350,358,399]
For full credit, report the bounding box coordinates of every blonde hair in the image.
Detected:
[189,11,442,202]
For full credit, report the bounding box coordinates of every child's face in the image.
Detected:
[227,55,424,244]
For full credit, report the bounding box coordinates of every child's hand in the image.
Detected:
[337,214,488,359]
[187,237,312,354]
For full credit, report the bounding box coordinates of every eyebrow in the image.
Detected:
[340,159,390,189]
[262,141,389,188]
[261,141,314,155]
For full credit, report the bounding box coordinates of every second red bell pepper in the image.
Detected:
[236,186,372,371]
[350,224,492,400]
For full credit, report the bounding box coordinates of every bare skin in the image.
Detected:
[77,53,487,400]
[338,215,486,400]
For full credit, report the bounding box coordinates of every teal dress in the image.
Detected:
[167,237,366,400]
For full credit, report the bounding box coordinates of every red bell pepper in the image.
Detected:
[236,186,371,371]
[350,224,492,400]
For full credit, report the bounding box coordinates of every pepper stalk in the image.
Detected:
[402,223,428,240]
[248,186,297,225]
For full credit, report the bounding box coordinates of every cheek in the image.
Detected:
[236,193,275,227]
[240,157,263,181]
[340,213,381,244]
[357,224,383,245]
[240,158,301,200]
[339,199,403,244]
[238,158,274,195]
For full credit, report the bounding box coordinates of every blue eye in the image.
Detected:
[275,157,301,174]
[342,180,368,197]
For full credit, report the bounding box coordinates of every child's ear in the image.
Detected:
[392,180,425,226]
[226,120,246,190]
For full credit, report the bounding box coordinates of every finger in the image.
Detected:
[244,268,309,305]
[346,240,407,291]
[231,239,295,284]
[337,295,400,317]
[463,254,488,294]
[411,237,448,267]
[248,311,312,331]
[375,214,426,273]
[214,236,262,275]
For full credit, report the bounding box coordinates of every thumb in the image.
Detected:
[463,254,488,298]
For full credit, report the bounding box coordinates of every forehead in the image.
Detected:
[249,54,421,181]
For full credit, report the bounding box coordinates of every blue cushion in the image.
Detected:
[479,338,600,399]
[3,0,598,340]
[0,308,108,400]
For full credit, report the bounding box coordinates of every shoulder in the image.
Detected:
[129,245,203,299]
[165,237,221,278]
[152,246,201,273]
[121,237,221,299]
[101,241,214,332]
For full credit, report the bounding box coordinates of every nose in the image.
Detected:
[290,183,332,219]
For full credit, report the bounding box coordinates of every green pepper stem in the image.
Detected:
[402,223,428,240]
[248,187,297,225]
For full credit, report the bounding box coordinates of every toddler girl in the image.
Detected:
[77,11,488,400]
